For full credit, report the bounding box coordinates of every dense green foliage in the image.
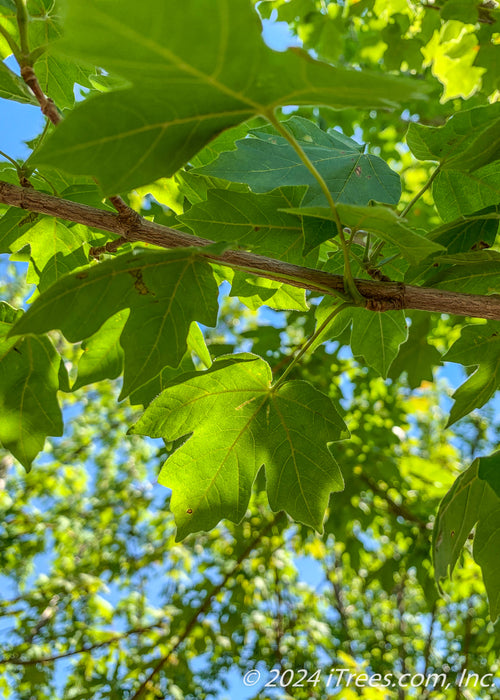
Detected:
[0,1,500,695]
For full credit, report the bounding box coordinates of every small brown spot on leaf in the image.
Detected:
[76,272,88,279]
[128,269,150,295]
[355,166,362,176]
[450,530,455,537]
[254,226,260,232]
[186,509,193,515]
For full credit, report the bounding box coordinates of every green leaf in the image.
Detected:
[14,219,92,292]
[131,354,348,539]
[440,0,479,24]
[179,187,315,265]
[433,452,500,621]
[432,260,500,294]
[194,119,401,208]
[429,209,500,253]
[129,354,196,408]
[28,1,95,109]
[73,309,128,390]
[444,322,500,426]
[285,204,445,265]
[73,312,211,392]
[0,61,38,104]
[405,210,500,286]
[433,162,500,221]
[388,312,442,388]
[10,249,219,399]
[33,0,429,194]
[406,103,500,172]
[307,297,352,357]
[0,304,63,470]
[349,307,408,379]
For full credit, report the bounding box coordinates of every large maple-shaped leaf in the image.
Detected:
[10,249,219,398]
[0,302,63,470]
[33,0,428,194]
[433,451,500,621]
[195,117,401,208]
[131,354,348,540]
[444,322,500,426]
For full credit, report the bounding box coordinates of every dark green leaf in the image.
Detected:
[285,204,445,265]
[388,312,442,388]
[195,120,401,208]
[33,0,429,194]
[350,307,408,379]
[433,162,500,221]
[433,452,500,621]
[406,103,500,172]
[444,321,500,425]
[180,187,316,265]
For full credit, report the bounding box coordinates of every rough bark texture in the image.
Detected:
[1,179,499,320]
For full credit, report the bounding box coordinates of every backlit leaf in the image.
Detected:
[444,322,500,426]
[433,451,500,621]
[10,249,219,398]
[131,354,348,539]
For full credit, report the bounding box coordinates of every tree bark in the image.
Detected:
[1,179,499,320]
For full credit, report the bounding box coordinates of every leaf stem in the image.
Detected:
[0,149,20,169]
[14,0,30,61]
[400,164,441,219]
[0,24,22,62]
[265,111,363,304]
[369,164,441,265]
[273,301,353,389]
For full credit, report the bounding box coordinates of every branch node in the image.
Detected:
[364,282,406,312]
[89,237,128,259]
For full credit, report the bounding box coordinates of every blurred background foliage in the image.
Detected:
[1,0,499,697]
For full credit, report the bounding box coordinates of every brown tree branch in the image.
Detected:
[0,180,499,320]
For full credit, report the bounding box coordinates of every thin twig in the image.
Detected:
[0,150,20,169]
[1,179,500,320]
[360,474,429,530]
[0,620,169,666]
